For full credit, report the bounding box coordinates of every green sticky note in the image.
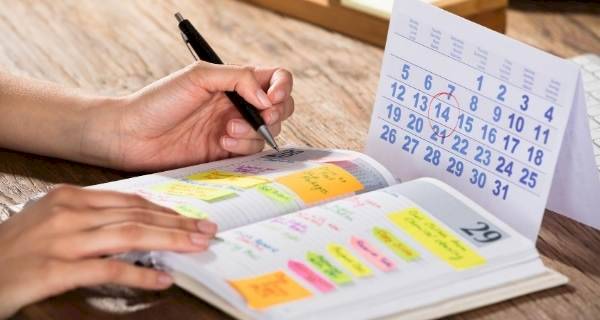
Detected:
[306,251,352,285]
[174,204,209,219]
[372,226,420,262]
[256,184,295,204]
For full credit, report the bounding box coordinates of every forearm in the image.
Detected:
[0,71,117,165]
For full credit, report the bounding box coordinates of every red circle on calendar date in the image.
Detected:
[426,91,461,139]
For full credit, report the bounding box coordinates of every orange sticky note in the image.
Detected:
[276,164,363,204]
[229,271,312,309]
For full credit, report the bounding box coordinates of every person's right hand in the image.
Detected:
[0,185,217,319]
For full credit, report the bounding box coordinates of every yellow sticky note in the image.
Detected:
[276,164,363,204]
[327,243,372,277]
[256,184,295,204]
[372,226,420,262]
[229,271,312,309]
[152,181,234,202]
[388,208,486,270]
[187,170,269,189]
[173,204,209,219]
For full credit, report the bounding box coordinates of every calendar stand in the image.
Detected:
[237,0,507,47]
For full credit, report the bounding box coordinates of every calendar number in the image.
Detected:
[527,147,544,166]
[534,125,550,144]
[407,114,424,133]
[492,106,502,122]
[492,180,509,200]
[481,124,497,144]
[380,125,397,144]
[502,134,520,153]
[447,84,456,98]
[460,221,503,243]
[391,82,406,101]
[474,146,492,166]
[452,136,469,156]
[508,113,525,133]
[495,156,514,177]
[519,168,538,188]
[446,157,464,177]
[402,135,419,154]
[424,74,433,90]
[413,93,428,111]
[520,94,529,111]
[496,84,507,102]
[476,75,484,91]
[386,104,402,122]
[469,95,479,111]
[544,106,554,123]
[434,102,451,122]
[430,125,447,144]
[424,146,442,166]
[457,114,473,132]
[470,169,487,188]
[402,64,410,80]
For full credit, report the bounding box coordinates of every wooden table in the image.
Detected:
[1,0,599,319]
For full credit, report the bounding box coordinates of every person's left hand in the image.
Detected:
[82,62,294,171]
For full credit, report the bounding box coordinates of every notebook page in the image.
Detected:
[159,179,540,320]
[90,148,395,231]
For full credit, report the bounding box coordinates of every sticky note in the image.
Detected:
[173,204,209,219]
[152,181,234,202]
[276,164,364,204]
[350,236,396,272]
[388,208,486,270]
[288,260,335,293]
[256,184,295,204]
[229,271,312,309]
[372,227,420,262]
[327,243,372,277]
[306,251,352,284]
[187,170,269,189]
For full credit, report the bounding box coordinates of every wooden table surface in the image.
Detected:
[1,0,599,319]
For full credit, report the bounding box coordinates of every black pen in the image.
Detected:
[174,12,279,152]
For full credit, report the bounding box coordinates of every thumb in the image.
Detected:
[186,62,273,110]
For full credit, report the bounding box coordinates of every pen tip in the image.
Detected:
[174,12,184,23]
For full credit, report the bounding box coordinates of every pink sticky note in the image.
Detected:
[350,236,396,272]
[288,260,335,293]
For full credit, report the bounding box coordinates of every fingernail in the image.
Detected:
[232,121,249,135]
[268,110,279,124]
[190,233,208,246]
[256,89,272,107]
[158,274,173,286]
[273,90,285,102]
[197,221,217,235]
[222,137,238,148]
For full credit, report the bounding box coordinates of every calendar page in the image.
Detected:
[365,0,580,239]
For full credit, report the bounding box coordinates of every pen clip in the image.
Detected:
[180,32,200,61]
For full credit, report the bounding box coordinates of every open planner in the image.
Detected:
[81,148,565,320]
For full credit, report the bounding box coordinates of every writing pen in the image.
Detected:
[174,12,279,152]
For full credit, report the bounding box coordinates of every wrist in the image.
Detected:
[79,95,129,169]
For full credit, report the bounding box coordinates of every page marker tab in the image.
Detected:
[229,271,312,310]
[306,251,352,284]
[276,164,364,204]
[188,170,269,189]
[327,243,373,277]
[388,208,486,270]
[257,184,295,204]
[350,236,396,272]
[173,204,209,219]
[372,226,420,262]
[152,181,234,202]
[288,260,335,293]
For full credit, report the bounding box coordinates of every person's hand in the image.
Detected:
[82,62,294,171]
[0,185,217,319]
